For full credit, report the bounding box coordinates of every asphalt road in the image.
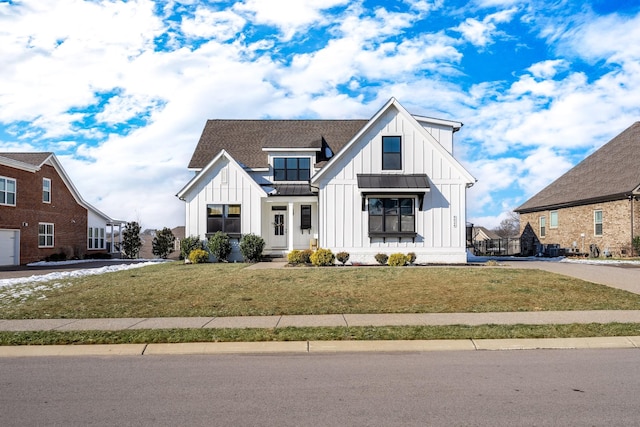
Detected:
[2,349,640,426]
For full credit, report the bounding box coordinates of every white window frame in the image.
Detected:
[88,227,106,250]
[594,210,603,236]
[43,178,51,203]
[38,223,54,248]
[0,176,17,206]
[539,216,546,238]
[549,211,558,229]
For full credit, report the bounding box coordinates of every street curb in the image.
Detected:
[1,337,639,357]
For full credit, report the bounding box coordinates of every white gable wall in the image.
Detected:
[316,106,470,264]
[182,157,264,260]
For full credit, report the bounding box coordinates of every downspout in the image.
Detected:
[632,195,635,255]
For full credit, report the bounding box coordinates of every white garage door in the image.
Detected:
[0,229,19,266]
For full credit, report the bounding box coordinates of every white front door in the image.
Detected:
[0,229,19,266]
[270,208,287,248]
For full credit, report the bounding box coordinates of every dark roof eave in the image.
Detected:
[515,191,635,214]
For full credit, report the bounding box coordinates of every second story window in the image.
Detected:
[594,210,603,236]
[382,136,401,170]
[274,158,310,181]
[0,176,17,206]
[539,216,546,238]
[43,178,51,203]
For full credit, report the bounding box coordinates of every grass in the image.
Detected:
[2,323,640,346]
[2,261,640,320]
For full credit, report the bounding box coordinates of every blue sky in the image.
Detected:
[1,0,640,230]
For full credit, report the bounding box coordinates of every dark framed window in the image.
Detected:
[301,205,312,230]
[207,204,241,235]
[368,197,415,236]
[382,136,401,170]
[274,157,311,181]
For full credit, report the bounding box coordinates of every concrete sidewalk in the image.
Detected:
[3,310,640,332]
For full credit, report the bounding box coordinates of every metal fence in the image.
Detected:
[472,238,521,256]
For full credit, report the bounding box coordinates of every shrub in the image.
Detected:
[240,233,265,262]
[336,251,350,265]
[122,221,142,259]
[388,253,407,266]
[152,227,176,259]
[288,249,312,264]
[374,253,388,265]
[406,252,417,264]
[180,236,202,260]
[310,248,335,266]
[188,248,209,264]
[633,236,640,257]
[208,231,232,262]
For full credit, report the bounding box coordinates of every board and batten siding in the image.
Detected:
[316,107,469,263]
[183,158,264,244]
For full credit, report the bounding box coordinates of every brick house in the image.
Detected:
[515,122,640,257]
[0,153,124,265]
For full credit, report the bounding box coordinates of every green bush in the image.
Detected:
[388,253,407,266]
[336,251,350,265]
[240,233,265,262]
[188,248,209,264]
[122,221,142,259]
[633,236,640,257]
[374,253,388,265]
[180,236,202,260]
[152,227,176,259]
[406,252,416,264]
[288,249,313,264]
[310,248,335,266]
[208,231,232,262]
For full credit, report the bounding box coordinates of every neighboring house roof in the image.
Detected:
[515,122,640,213]
[188,119,368,170]
[473,226,501,240]
[0,152,121,224]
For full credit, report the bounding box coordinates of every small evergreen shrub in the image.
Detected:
[336,251,350,265]
[310,248,335,266]
[240,233,265,262]
[188,248,209,264]
[180,236,202,260]
[374,253,388,265]
[208,231,232,262]
[152,227,176,259]
[122,221,142,259]
[388,253,407,266]
[406,252,417,264]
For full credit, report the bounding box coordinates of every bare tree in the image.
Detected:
[493,212,520,238]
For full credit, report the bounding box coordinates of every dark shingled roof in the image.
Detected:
[0,152,52,167]
[515,122,640,213]
[188,120,368,169]
[268,184,316,196]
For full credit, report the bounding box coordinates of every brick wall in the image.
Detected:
[0,164,90,264]
[519,197,640,257]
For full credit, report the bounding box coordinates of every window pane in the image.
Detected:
[286,158,298,169]
[7,193,14,205]
[207,218,223,233]
[299,169,310,181]
[274,158,285,169]
[0,179,4,191]
[383,136,401,153]
[227,205,241,217]
[384,199,398,215]
[225,218,241,233]
[208,205,223,216]
[274,170,286,181]
[401,215,414,232]
[550,211,558,227]
[286,168,298,181]
[400,198,413,215]
[369,199,383,215]
[595,223,603,235]
[299,158,310,169]
[369,216,383,232]
[594,211,602,222]
[385,216,399,232]
[383,153,401,170]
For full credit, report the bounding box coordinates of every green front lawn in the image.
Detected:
[2,262,640,319]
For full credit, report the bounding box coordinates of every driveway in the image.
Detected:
[501,260,640,295]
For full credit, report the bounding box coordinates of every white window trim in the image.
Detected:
[38,223,54,248]
[0,176,17,207]
[539,216,546,238]
[549,210,558,229]
[43,178,51,204]
[88,227,106,250]
[594,210,603,237]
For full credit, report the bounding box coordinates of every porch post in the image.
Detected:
[288,202,295,252]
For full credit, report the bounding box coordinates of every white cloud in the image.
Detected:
[453,8,517,47]
[527,59,568,79]
[181,7,246,40]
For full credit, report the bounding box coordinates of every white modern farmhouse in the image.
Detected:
[177,98,476,264]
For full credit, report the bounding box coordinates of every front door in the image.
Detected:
[271,208,287,248]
